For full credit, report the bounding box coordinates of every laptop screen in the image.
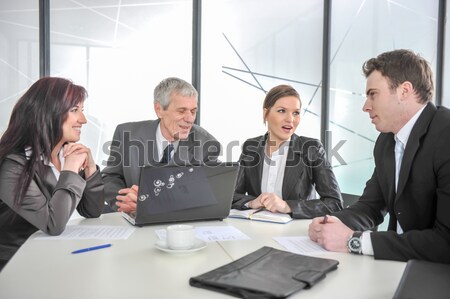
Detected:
[129,163,239,226]
[138,165,218,215]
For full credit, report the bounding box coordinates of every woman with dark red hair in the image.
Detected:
[0,77,104,271]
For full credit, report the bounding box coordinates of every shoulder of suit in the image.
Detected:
[2,153,27,167]
[116,119,156,130]
[434,106,450,123]
[292,134,322,149]
[427,106,450,138]
[190,124,218,141]
[242,135,265,147]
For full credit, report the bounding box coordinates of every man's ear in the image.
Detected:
[155,102,162,118]
[400,81,414,99]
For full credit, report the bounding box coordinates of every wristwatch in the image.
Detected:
[347,231,363,254]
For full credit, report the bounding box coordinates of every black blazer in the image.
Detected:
[232,134,343,218]
[334,103,450,263]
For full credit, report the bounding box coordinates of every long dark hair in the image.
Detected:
[0,77,87,205]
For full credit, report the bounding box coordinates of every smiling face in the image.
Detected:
[61,101,87,143]
[155,92,198,141]
[264,96,301,144]
[363,71,407,134]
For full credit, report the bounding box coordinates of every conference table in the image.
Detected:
[0,212,406,299]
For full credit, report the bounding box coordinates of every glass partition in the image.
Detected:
[0,0,39,133]
[443,2,450,107]
[50,0,193,167]
[329,0,440,195]
[201,0,324,162]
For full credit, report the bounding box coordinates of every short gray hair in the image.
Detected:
[154,77,198,109]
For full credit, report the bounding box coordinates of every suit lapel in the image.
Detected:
[34,166,57,201]
[383,135,396,206]
[137,120,158,165]
[174,139,192,165]
[172,129,199,165]
[396,103,436,199]
[253,135,266,194]
[282,135,303,200]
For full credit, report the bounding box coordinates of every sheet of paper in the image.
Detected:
[273,236,328,254]
[155,225,250,242]
[34,225,135,240]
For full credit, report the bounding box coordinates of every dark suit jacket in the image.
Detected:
[333,103,450,263]
[232,134,343,218]
[102,119,221,209]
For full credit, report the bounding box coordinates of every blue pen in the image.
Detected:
[71,243,112,254]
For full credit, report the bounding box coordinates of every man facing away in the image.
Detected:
[309,49,450,263]
[102,77,221,213]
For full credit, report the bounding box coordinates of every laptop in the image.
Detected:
[122,163,239,226]
[393,259,450,299]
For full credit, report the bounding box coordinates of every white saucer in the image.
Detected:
[155,238,207,254]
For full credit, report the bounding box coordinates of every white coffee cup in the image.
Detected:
[166,224,195,250]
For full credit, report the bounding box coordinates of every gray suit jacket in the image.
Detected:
[102,119,221,209]
[232,134,343,218]
[0,153,104,269]
[333,103,450,263]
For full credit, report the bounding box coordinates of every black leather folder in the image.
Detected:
[393,259,450,299]
[190,246,339,299]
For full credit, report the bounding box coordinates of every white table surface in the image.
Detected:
[0,213,406,299]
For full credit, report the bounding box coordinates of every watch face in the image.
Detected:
[349,237,361,252]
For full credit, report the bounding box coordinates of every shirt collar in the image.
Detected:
[24,146,64,168]
[156,123,179,154]
[395,105,426,146]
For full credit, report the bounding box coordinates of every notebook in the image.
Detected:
[228,208,293,224]
[122,163,239,226]
[393,259,450,299]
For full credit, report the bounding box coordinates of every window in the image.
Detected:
[201,0,324,162]
[329,0,440,195]
[50,0,193,166]
[0,0,39,133]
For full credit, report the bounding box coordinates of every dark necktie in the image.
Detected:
[160,143,174,163]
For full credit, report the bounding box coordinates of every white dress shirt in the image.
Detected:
[156,123,179,162]
[261,140,289,198]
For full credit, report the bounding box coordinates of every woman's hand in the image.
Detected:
[259,192,292,213]
[63,143,96,177]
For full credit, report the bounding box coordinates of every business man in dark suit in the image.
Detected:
[309,49,450,264]
[102,77,221,212]
[232,84,343,218]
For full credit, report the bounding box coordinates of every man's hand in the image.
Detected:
[116,185,139,213]
[308,215,353,253]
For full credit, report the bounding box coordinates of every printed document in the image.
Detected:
[34,225,135,240]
